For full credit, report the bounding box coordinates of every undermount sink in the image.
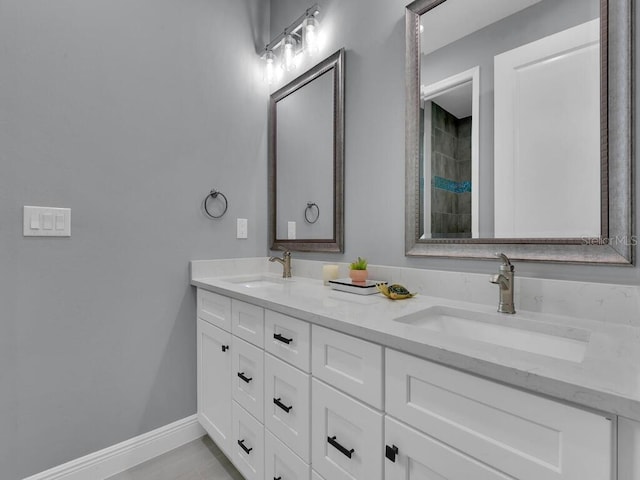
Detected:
[395,306,590,362]
[221,275,291,289]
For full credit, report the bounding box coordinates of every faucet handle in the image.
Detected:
[496,252,514,271]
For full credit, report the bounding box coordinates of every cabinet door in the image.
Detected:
[619,417,640,480]
[385,416,510,480]
[311,379,383,480]
[231,336,264,422]
[311,325,383,408]
[197,319,232,456]
[265,310,311,372]
[311,471,325,480]
[232,401,265,480]
[232,299,265,348]
[265,430,310,480]
[386,349,613,480]
[197,289,231,331]
[265,353,311,462]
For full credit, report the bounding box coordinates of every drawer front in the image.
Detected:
[197,289,231,331]
[311,379,383,480]
[265,430,310,480]
[232,401,265,480]
[385,416,509,480]
[265,310,311,372]
[231,336,264,422]
[386,349,613,480]
[311,325,383,409]
[265,353,311,462]
[197,319,232,457]
[232,299,265,348]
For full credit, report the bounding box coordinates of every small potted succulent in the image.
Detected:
[349,256,368,283]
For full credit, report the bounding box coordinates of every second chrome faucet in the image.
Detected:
[269,249,292,278]
[489,253,515,314]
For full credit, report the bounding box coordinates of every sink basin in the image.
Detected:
[221,275,291,289]
[395,306,590,362]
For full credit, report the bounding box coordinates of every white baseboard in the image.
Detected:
[23,415,206,480]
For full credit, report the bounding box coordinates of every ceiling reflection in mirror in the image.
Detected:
[418,0,601,240]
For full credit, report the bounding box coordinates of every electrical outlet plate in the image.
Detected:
[237,218,248,239]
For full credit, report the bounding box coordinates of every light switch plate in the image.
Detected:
[24,206,71,237]
[287,221,296,239]
[237,218,248,239]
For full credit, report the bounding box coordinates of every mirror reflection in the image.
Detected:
[269,49,345,253]
[418,0,601,239]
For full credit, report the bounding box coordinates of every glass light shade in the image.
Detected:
[263,50,276,84]
[281,34,297,71]
[303,16,320,57]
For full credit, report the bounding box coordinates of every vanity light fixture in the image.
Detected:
[261,4,321,82]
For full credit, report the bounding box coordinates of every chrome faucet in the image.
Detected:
[269,249,292,278]
[489,253,515,314]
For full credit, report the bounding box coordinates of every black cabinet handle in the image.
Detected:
[221,345,229,352]
[237,372,252,383]
[273,397,293,413]
[385,444,399,462]
[273,333,293,344]
[237,439,252,454]
[327,435,354,458]
[274,477,282,480]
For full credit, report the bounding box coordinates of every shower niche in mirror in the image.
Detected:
[269,49,345,252]
[406,0,632,263]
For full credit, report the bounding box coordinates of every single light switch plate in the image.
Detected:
[24,206,71,237]
[236,218,248,239]
[287,221,296,239]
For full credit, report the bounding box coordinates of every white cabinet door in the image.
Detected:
[197,319,232,456]
[265,430,310,480]
[197,289,231,331]
[232,336,264,422]
[386,349,613,480]
[385,416,510,480]
[311,379,383,480]
[232,401,264,480]
[265,309,311,372]
[619,417,640,480]
[265,353,311,462]
[311,325,383,408]
[232,299,265,348]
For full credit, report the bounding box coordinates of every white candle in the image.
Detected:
[322,264,340,285]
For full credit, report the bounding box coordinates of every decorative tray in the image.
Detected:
[328,278,387,295]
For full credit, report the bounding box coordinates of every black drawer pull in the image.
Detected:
[385,444,399,462]
[237,439,252,454]
[273,333,293,344]
[237,372,252,383]
[327,435,354,458]
[273,397,293,413]
[274,477,282,480]
[221,345,229,352]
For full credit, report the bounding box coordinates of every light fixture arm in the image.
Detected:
[262,3,319,57]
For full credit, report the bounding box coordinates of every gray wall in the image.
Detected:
[0,0,268,478]
[269,0,640,286]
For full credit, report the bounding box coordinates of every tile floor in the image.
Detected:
[106,436,244,480]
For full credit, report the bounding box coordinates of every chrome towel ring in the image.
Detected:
[203,189,228,219]
[304,202,319,224]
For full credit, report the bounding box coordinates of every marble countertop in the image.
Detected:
[192,267,640,421]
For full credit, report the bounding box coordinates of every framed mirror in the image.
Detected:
[269,49,345,253]
[405,0,633,264]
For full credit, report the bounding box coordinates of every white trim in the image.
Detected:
[23,415,206,480]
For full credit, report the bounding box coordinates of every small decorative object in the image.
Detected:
[376,283,416,300]
[322,264,340,285]
[349,257,368,283]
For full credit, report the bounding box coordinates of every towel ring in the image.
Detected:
[304,202,319,224]
[204,189,228,219]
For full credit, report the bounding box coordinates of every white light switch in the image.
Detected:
[24,206,71,237]
[287,221,296,239]
[237,218,248,239]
